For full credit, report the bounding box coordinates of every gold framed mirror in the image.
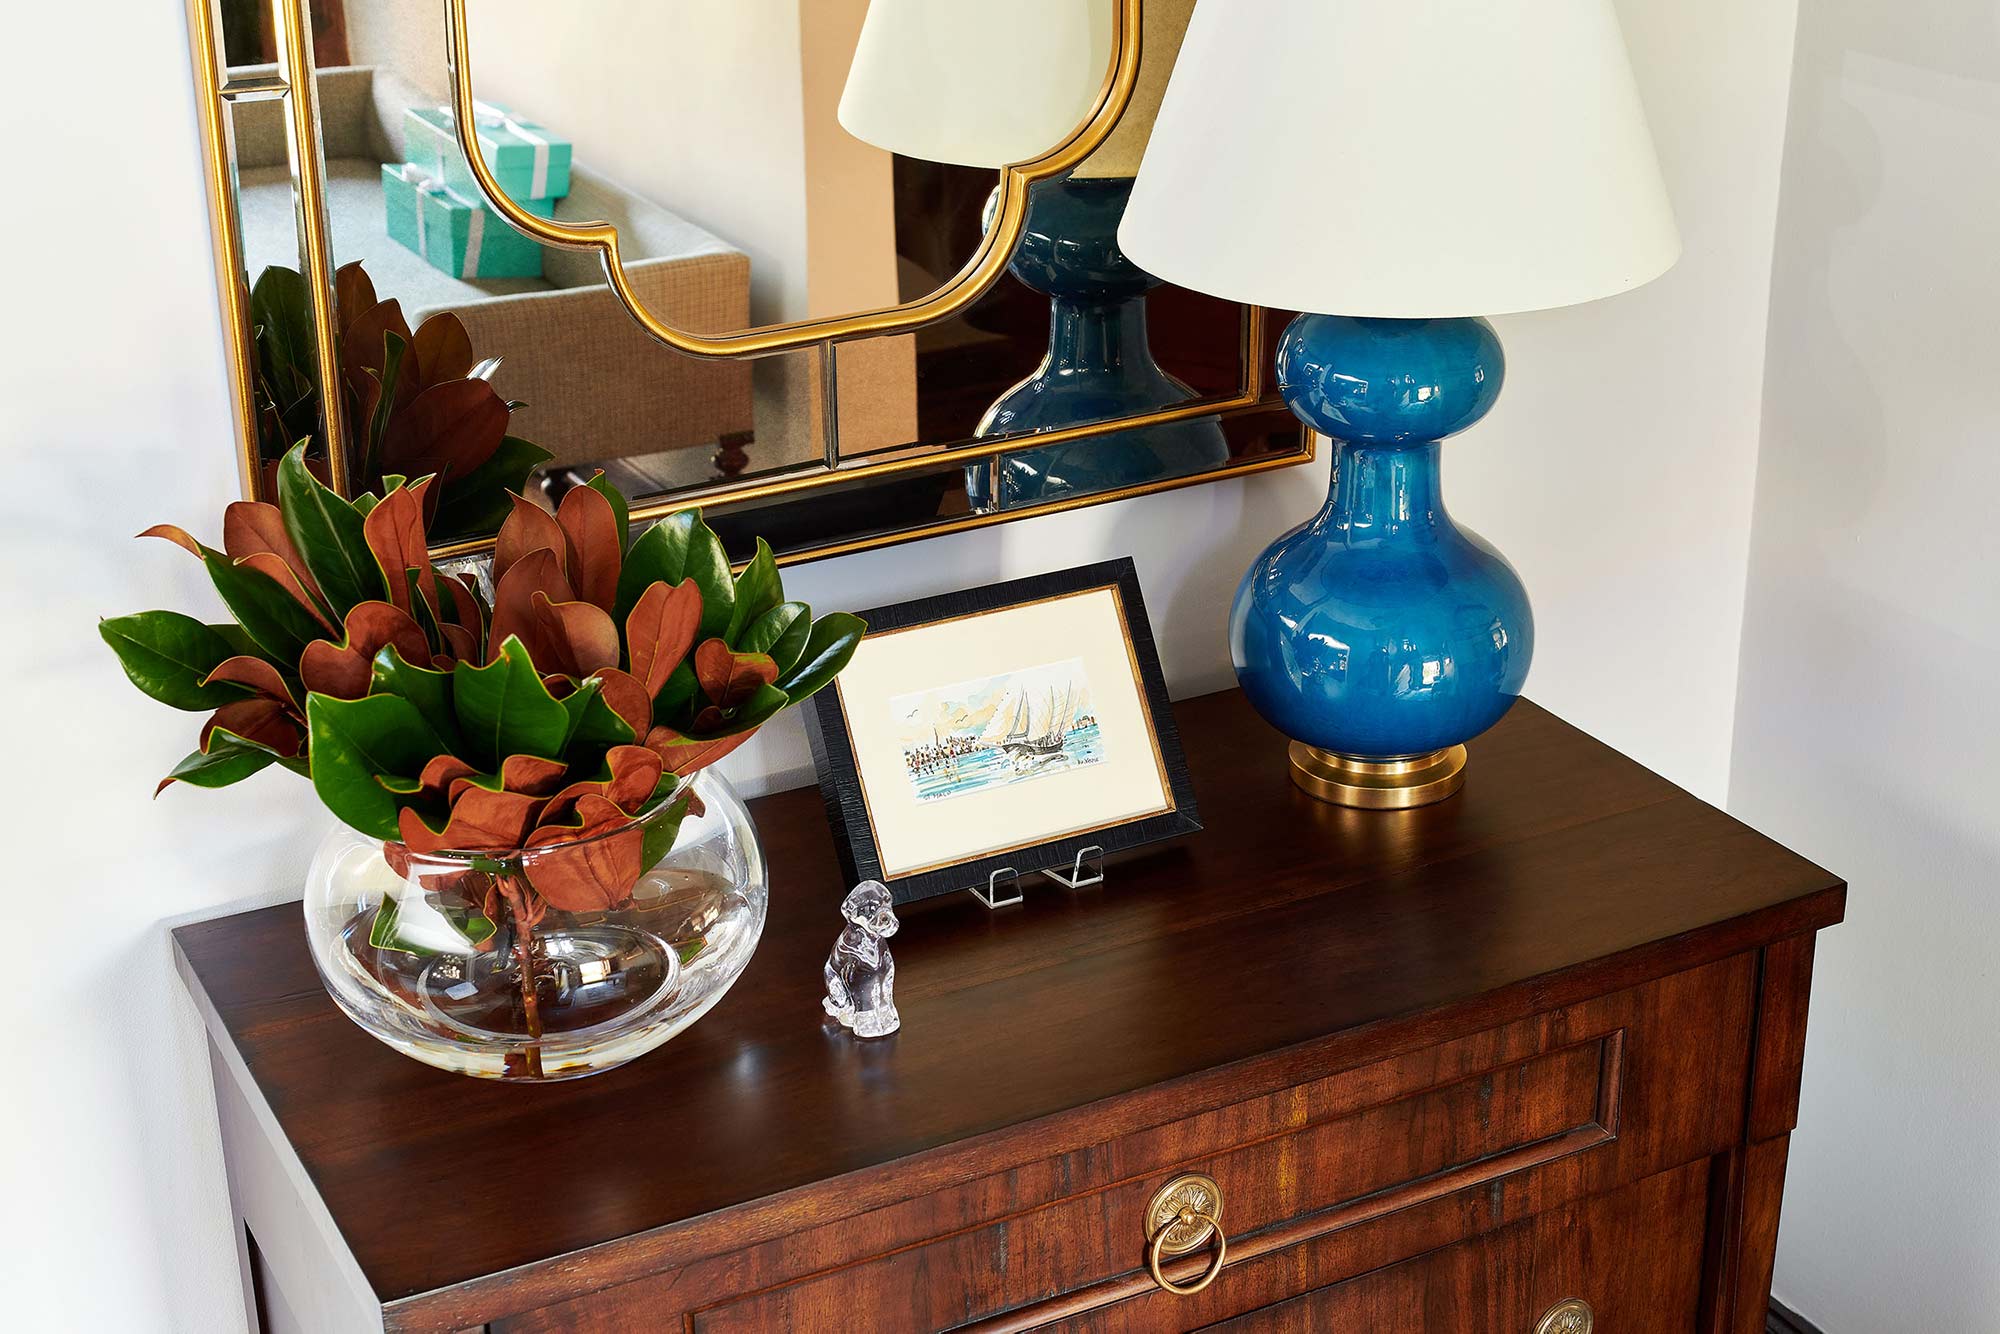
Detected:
[188,0,1314,565]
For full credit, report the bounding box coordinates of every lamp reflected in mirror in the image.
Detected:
[840,0,1225,512]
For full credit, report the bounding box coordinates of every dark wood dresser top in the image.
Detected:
[173,689,1843,1320]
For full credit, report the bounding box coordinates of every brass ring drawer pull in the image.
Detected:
[1144,1173,1227,1296]
[1535,1297,1594,1334]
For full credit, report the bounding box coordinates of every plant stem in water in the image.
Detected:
[508,877,545,1079]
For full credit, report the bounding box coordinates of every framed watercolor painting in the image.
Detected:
[804,559,1200,905]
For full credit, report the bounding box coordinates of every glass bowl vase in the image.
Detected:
[303,769,766,1082]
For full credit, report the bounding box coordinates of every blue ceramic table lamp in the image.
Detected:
[1121,0,1681,807]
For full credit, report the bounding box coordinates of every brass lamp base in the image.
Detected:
[1287,742,1468,809]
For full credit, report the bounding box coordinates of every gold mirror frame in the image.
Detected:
[445,0,1144,359]
[189,0,1314,566]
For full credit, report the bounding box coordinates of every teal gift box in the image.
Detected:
[381,163,555,280]
[404,102,572,203]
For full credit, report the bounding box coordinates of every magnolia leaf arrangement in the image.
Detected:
[102,444,865,918]
[249,261,552,537]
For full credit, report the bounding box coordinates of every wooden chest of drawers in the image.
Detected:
[175,690,1841,1333]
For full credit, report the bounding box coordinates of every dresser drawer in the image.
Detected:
[499,954,1754,1334]
[1199,1158,1710,1334]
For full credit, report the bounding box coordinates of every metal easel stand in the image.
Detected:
[968,846,1105,909]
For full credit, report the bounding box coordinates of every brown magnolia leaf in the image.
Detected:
[378,378,509,482]
[398,785,545,856]
[414,753,479,806]
[540,744,663,825]
[694,638,778,709]
[530,592,620,679]
[239,551,336,632]
[447,572,487,633]
[691,704,726,732]
[223,501,324,605]
[556,483,621,613]
[522,795,645,912]
[486,547,574,664]
[601,744,665,811]
[139,523,203,557]
[341,298,416,408]
[201,655,299,710]
[410,311,475,390]
[496,753,570,797]
[202,697,303,758]
[360,479,437,617]
[436,753,568,805]
[299,601,431,699]
[494,493,565,585]
[439,622,477,664]
[626,580,702,698]
[644,723,757,777]
[592,667,653,736]
[334,262,378,337]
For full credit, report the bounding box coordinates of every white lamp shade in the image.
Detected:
[838,0,1114,169]
[1119,0,1681,318]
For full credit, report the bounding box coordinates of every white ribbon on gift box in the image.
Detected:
[438,100,553,199]
[393,162,444,256]
[394,163,484,278]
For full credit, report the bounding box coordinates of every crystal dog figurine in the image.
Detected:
[823,880,900,1037]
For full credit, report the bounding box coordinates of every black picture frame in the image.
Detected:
[803,558,1200,905]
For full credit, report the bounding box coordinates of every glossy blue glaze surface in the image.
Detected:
[967,176,1228,510]
[1231,315,1533,758]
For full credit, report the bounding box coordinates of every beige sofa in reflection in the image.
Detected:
[231,66,756,481]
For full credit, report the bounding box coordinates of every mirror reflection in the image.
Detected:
[215,0,1305,556]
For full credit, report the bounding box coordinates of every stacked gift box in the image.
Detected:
[383,101,574,280]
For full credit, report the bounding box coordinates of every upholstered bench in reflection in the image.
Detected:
[230,65,756,479]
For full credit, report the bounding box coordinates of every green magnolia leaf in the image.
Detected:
[707,681,790,737]
[277,442,386,614]
[363,330,409,479]
[430,435,555,539]
[368,894,497,955]
[774,611,866,704]
[585,472,630,554]
[638,788,693,872]
[210,623,262,659]
[100,612,252,711]
[451,636,570,768]
[370,644,463,751]
[738,601,811,675]
[159,737,277,791]
[197,540,328,663]
[560,677,638,752]
[367,896,404,951]
[249,265,315,406]
[654,659,700,729]
[306,693,449,840]
[725,539,782,642]
[404,568,446,656]
[615,510,733,640]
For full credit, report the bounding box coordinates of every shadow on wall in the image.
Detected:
[1754,31,1886,539]
[1734,0,2000,1326]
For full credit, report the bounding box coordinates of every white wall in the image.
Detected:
[0,0,1796,1328]
[472,0,812,325]
[1451,0,1801,804]
[1731,0,2000,1326]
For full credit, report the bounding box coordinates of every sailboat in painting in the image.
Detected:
[1007,683,1077,771]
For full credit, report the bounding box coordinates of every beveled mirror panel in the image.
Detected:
[190,0,1311,564]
